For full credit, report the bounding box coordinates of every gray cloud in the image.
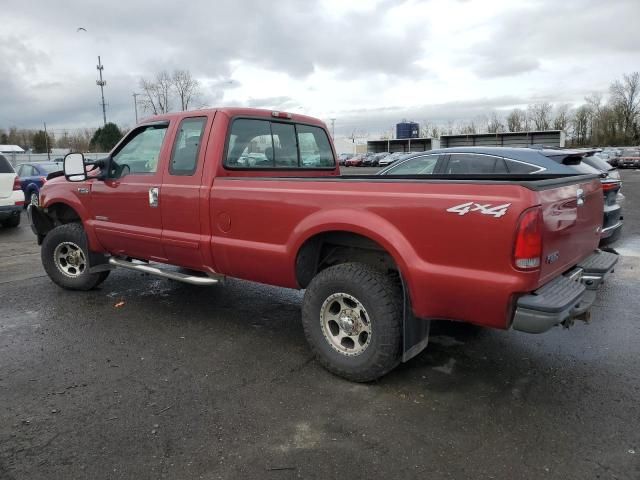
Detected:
[0,0,639,133]
[468,0,640,79]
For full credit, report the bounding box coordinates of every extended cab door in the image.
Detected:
[159,116,210,270]
[90,122,170,262]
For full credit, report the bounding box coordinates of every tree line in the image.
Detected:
[419,72,640,146]
[0,123,124,154]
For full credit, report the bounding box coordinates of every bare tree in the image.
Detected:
[506,108,526,132]
[528,103,553,130]
[139,71,172,114]
[609,71,640,141]
[552,104,571,131]
[571,105,591,145]
[487,112,505,133]
[457,121,477,135]
[172,70,200,111]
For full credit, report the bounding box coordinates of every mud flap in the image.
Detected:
[401,277,430,362]
[27,204,55,245]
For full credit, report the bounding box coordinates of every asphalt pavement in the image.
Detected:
[1,170,639,479]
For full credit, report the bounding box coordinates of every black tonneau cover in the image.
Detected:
[232,173,600,192]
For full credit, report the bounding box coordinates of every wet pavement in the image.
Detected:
[1,171,639,479]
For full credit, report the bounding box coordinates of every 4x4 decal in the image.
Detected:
[446,202,511,218]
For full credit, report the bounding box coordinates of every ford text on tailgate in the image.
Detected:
[27,108,617,381]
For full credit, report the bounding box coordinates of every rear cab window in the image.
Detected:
[225,118,335,169]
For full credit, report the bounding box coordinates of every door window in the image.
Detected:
[446,154,503,174]
[384,155,439,174]
[504,159,541,173]
[110,125,168,178]
[170,117,206,176]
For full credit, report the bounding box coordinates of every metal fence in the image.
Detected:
[5,152,109,168]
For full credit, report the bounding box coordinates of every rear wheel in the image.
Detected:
[30,191,39,207]
[301,263,403,382]
[41,223,109,290]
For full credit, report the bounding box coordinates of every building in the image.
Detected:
[396,121,420,139]
[0,145,25,154]
[367,137,437,153]
[439,130,566,148]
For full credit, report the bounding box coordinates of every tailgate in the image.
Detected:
[537,177,602,285]
[0,173,16,199]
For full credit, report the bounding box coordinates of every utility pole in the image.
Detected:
[96,56,107,126]
[132,92,140,124]
[44,122,50,160]
[330,118,336,139]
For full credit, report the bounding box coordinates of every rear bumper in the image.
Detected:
[0,204,23,220]
[512,250,618,334]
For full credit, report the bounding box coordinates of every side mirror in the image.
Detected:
[64,153,87,182]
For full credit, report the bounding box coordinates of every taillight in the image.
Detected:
[601,181,620,192]
[39,176,47,184]
[513,207,542,270]
[13,176,21,190]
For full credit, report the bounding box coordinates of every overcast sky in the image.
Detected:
[1,0,639,136]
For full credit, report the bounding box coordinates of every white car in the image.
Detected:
[0,155,25,228]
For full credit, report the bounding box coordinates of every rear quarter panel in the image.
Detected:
[209,178,544,329]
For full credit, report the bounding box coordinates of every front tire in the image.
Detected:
[41,223,110,290]
[302,263,403,382]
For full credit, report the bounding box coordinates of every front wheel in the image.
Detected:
[41,223,110,290]
[301,263,403,382]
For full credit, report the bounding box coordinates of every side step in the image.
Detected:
[108,257,222,286]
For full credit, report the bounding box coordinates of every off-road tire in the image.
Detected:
[302,262,403,382]
[41,223,110,290]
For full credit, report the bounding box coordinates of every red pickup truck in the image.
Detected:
[29,108,617,381]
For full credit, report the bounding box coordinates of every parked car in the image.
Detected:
[0,154,25,227]
[378,147,623,246]
[367,152,390,167]
[344,153,367,167]
[617,149,640,169]
[29,108,616,382]
[16,162,63,206]
[337,153,353,166]
[378,152,407,167]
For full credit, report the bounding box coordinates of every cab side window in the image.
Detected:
[170,117,206,175]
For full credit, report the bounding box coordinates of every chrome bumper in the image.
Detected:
[512,250,618,334]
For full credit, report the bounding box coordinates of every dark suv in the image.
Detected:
[378,147,623,246]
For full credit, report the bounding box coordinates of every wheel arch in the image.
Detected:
[290,210,430,363]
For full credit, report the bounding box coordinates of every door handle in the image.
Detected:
[149,187,159,208]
